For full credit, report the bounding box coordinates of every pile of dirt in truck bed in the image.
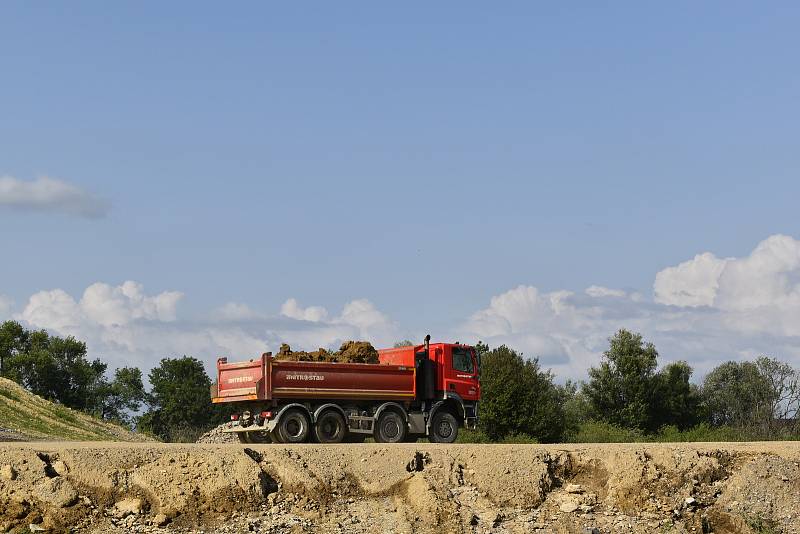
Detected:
[273,340,379,364]
[3,441,800,533]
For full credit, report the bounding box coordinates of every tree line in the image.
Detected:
[473,329,800,443]
[3,318,800,443]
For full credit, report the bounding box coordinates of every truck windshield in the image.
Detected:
[452,347,475,374]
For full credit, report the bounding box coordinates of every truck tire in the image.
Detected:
[277,408,310,443]
[374,411,406,443]
[238,431,272,443]
[314,410,346,443]
[429,411,458,443]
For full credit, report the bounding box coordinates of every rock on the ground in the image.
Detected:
[560,499,579,513]
[113,497,144,518]
[33,476,78,508]
[0,464,15,481]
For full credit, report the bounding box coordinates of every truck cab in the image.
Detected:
[378,338,480,429]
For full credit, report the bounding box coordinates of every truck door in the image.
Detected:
[445,346,479,401]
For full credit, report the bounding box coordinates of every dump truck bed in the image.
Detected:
[212,353,416,403]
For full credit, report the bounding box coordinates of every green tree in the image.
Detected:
[702,360,771,428]
[755,356,800,425]
[479,345,566,442]
[0,320,29,376]
[5,329,108,412]
[583,329,658,430]
[97,367,148,426]
[393,340,414,348]
[560,380,593,438]
[703,356,800,435]
[651,361,702,430]
[139,356,221,441]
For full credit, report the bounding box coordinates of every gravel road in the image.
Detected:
[1,441,799,533]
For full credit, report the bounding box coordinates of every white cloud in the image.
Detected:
[714,235,800,312]
[337,299,392,331]
[80,281,182,326]
[20,289,84,333]
[0,295,13,318]
[280,298,329,322]
[0,175,109,218]
[20,282,182,335]
[12,282,398,375]
[213,302,263,321]
[457,235,800,379]
[654,252,729,307]
[585,285,627,298]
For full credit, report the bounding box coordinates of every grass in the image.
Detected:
[461,419,800,445]
[566,421,646,443]
[0,377,153,442]
[744,514,781,534]
[565,420,799,444]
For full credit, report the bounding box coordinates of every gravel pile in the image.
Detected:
[195,423,238,444]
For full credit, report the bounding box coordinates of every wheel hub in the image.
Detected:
[384,421,400,438]
[438,421,453,438]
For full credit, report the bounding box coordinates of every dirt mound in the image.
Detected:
[196,423,238,444]
[274,340,379,364]
[0,377,153,443]
[2,442,800,533]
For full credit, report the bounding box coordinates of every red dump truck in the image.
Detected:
[211,336,480,443]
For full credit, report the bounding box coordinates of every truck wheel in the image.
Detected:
[374,411,406,443]
[277,409,310,443]
[429,411,458,443]
[239,431,272,443]
[314,410,346,443]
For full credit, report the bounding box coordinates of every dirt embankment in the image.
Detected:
[1,442,799,533]
[0,378,153,443]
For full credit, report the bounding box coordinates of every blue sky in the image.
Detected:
[2,3,800,378]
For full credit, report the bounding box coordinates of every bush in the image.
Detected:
[456,428,492,443]
[138,356,225,442]
[479,345,566,442]
[497,432,539,444]
[652,424,744,443]
[567,421,644,443]
[567,421,769,443]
